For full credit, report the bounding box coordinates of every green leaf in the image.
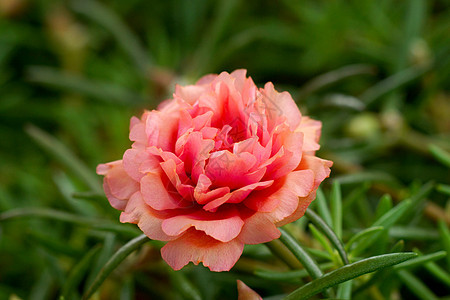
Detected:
[26,67,146,105]
[437,184,450,196]
[423,261,450,287]
[85,233,116,291]
[297,64,375,99]
[336,280,352,299]
[70,0,152,75]
[254,262,335,282]
[187,0,240,77]
[315,187,332,227]
[29,269,53,300]
[169,271,202,300]
[345,226,384,252]
[61,245,101,300]
[429,144,450,168]
[389,226,439,240]
[343,182,371,211]
[333,171,402,188]
[397,269,438,300]
[0,207,139,237]
[278,228,323,280]
[400,181,434,223]
[82,234,149,300]
[284,253,417,300]
[351,200,412,257]
[265,239,303,269]
[25,125,102,193]
[393,251,447,270]
[390,240,405,253]
[375,194,393,221]
[360,66,429,107]
[438,220,450,270]
[305,209,349,265]
[330,181,343,239]
[308,224,334,258]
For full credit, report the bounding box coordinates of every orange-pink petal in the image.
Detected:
[161,229,244,271]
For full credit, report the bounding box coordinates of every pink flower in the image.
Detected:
[97,69,332,272]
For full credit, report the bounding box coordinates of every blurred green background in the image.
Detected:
[1,0,449,299]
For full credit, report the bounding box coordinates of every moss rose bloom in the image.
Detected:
[97,70,332,271]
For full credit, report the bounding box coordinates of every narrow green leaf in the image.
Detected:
[61,246,101,300]
[29,269,53,300]
[82,234,149,300]
[375,194,393,221]
[424,261,450,287]
[390,240,405,253]
[343,182,371,211]
[29,230,84,257]
[353,240,407,295]
[361,66,429,107]
[297,64,375,99]
[85,233,116,291]
[284,253,417,300]
[438,220,450,269]
[333,171,402,188]
[389,226,439,240]
[187,0,239,77]
[25,125,102,193]
[429,144,450,168]
[27,67,146,105]
[345,227,384,252]
[436,184,450,196]
[120,277,134,300]
[169,271,202,300]
[254,262,335,282]
[70,0,152,75]
[0,207,139,237]
[315,187,332,227]
[336,280,353,299]
[305,209,349,265]
[351,200,412,257]
[72,191,107,202]
[394,0,426,71]
[265,239,303,269]
[437,184,450,196]
[330,181,343,239]
[394,251,447,270]
[397,269,438,300]
[278,228,323,280]
[400,181,434,223]
[305,247,333,261]
[308,224,334,258]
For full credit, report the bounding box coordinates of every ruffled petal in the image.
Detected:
[161,208,244,242]
[120,192,176,241]
[244,169,315,220]
[140,172,187,210]
[238,213,280,244]
[296,117,322,153]
[161,229,244,271]
[97,161,138,210]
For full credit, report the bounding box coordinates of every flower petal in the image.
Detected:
[140,172,187,210]
[97,161,138,210]
[161,229,244,271]
[161,208,244,242]
[120,192,176,241]
[244,169,314,220]
[238,212,280,244]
